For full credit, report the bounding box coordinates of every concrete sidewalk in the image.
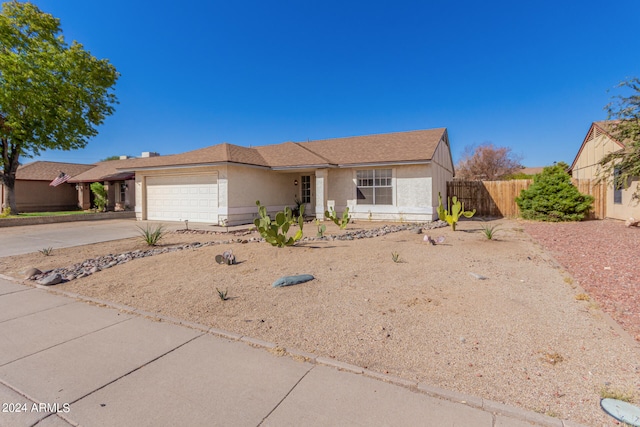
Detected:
[0,278,584,427]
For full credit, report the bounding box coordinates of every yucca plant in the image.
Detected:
[39,247,53,256]
[138,224,165,246]
[480,223,500,240]
[216,288,229,301]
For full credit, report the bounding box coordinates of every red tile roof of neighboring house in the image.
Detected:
[116,128,449,171]
[15,161,94,181]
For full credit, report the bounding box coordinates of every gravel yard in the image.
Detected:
[523,219,640,342]
[1,218,639,426]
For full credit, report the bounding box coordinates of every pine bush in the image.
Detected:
[515,164,594,221]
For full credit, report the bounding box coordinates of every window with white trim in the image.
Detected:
[301,175,311,203]
[356,169,392,205]
[119,182,126,203]
[614,167,623,204]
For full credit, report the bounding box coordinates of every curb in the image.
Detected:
[0,211,135,228]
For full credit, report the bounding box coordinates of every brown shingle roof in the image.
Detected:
[296,128,446,166]
[16,161,94,181]
[116,128,448,171]
[116,143,269,170]
[519,167,544,175]
[68,159,135,183]
[254,142,331,168]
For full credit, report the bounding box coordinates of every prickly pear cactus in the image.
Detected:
[254,200,304,247]
[437,192,475,231]
[324,206,351,229]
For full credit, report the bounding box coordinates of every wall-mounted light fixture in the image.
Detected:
[75,184,80,190]
[123,183,128,190]
[294,179,298,186]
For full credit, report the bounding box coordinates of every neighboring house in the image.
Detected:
[68,157,138,211]
[570,121,640,220]
[0,161,94,212]
[519,167,544,176]
[114,128,454,225]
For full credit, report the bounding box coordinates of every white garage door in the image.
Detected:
[146,173,218,223]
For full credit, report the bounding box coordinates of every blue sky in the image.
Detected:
[28,0,640,167]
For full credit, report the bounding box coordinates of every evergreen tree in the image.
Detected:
[516,163,594,221]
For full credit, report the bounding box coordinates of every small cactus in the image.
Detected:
[324,206,350,229]
[254,200,304,247]
[437,192,475,231]
[315,219,326,237]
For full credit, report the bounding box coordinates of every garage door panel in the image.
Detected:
[146,174,218,223]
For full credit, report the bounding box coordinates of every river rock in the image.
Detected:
[38,273,62,286]
[272,274,315,288]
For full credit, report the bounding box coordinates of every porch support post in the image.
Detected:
[315,168,328,220]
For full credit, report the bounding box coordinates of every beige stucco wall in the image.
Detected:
[431,139,455,206]
[7,180,79,212]
[572,131,640,220]
[226,165,298,225]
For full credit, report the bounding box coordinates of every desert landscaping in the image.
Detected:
[0,218,638,426]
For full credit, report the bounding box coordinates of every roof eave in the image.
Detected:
[336,160,432,168]
[269,163,335,171]
[117,161,271,172]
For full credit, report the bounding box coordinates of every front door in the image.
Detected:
[300,175,314,217]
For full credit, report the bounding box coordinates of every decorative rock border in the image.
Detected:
[32,221,448,285]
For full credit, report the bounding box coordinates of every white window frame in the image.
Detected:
[301,175,311,204]
[356,169,393,205]
[119,182,126,203]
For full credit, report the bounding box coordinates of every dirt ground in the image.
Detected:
[1,218,638,426]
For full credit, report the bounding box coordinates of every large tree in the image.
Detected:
[598,77,640,200]
[0,1,118,213]
[455,143,523,180]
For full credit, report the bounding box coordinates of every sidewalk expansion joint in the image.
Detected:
[65,333,205,408]
[256,365,315,426]
[0,298,74,326]
[0,316,133,368]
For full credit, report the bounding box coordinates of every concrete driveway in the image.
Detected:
[0,219,144,257]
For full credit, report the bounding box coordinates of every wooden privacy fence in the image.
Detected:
[446,179,606,219]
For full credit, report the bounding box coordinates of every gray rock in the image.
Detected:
[469,272,488,280]
[412,227,422,234]
[272,274,315,288]
[38,273,62,286]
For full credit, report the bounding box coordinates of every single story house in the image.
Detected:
[68,157,138,211]
[113,128,454,226]
[570,121,640,220]
[0,161,94,212]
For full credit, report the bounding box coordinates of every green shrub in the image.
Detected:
[90,182,108,211]
[516,164,594,222]
[0,207,11,218]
